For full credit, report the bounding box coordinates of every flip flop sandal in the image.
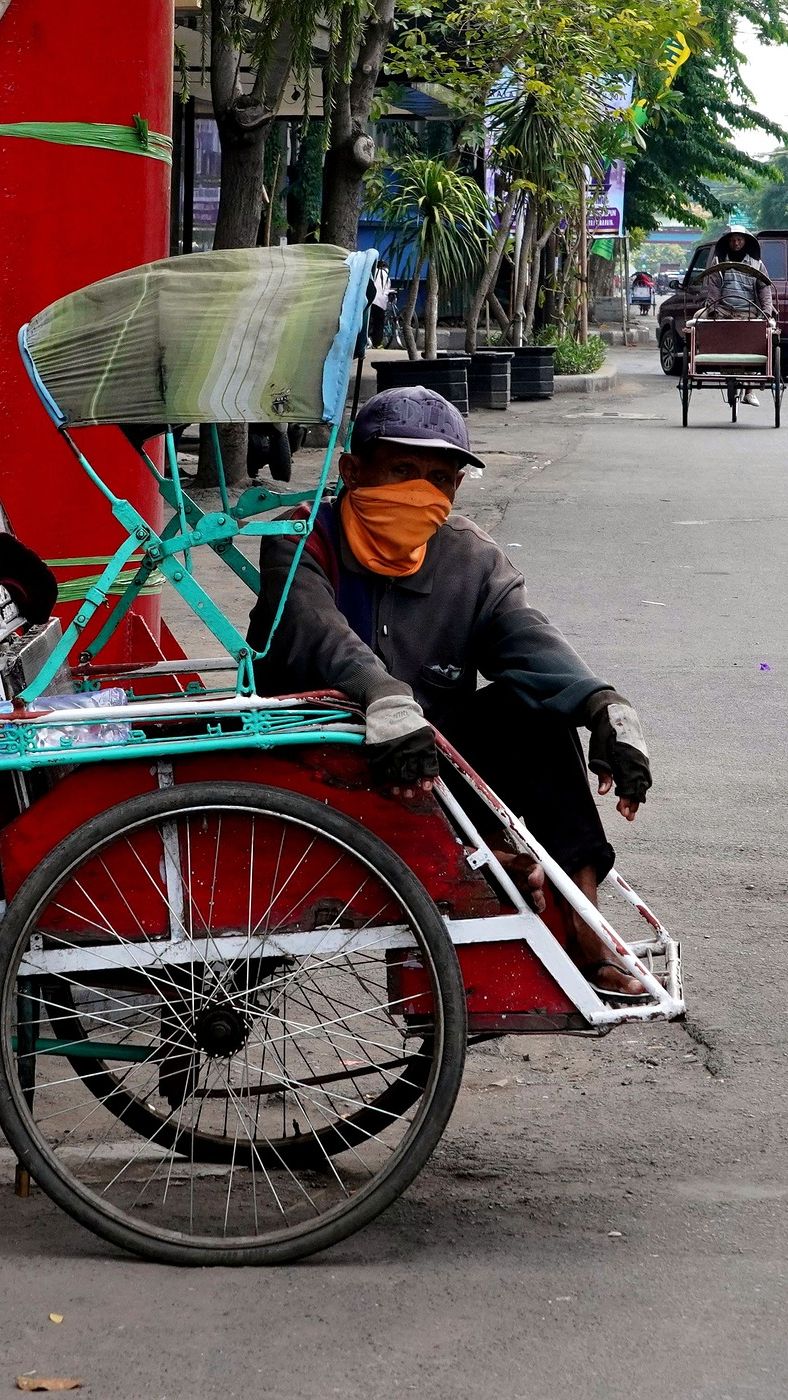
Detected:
[586,960,651,1002]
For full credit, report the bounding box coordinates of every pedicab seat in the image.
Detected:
[694,353,767,367]
[691,317,772,375]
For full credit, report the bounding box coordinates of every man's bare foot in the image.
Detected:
[491,847,546,914]
[568,864,645,997]
[586,960,646,998]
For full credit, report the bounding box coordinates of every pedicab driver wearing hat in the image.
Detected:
[248,386,652,998]
[706,225,774,408]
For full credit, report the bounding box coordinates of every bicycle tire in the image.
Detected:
[0,782,467,1266]
[383,310,418,351]
[680,350,690,427]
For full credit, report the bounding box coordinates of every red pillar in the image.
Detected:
[0,1,173,653]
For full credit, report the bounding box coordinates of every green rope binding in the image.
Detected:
[46,555,164,602]
[0,116,172,164]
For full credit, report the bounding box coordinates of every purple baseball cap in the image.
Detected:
[351,385,487,470]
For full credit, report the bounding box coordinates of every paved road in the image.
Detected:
[1,348,786,1400]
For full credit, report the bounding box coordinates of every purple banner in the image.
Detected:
[587,159,626,237]
[586,78,633,238]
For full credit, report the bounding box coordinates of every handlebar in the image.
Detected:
[691,259,773,288]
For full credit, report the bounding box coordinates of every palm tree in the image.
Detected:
[372,157,490,358]
[465,65,604,350]
[500,83,603,337]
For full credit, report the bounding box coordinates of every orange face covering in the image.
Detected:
[340,479,451,577]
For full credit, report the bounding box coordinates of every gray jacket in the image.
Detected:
[248,505,609,729]
[707,230,773,316]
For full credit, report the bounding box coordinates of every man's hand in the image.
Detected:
[594,770,641,822]
[585,689,652,821]
[365,695,439,799]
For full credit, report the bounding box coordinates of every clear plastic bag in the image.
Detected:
[0,687,133,751]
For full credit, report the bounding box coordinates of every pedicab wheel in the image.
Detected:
[726,377,738,423]
[0,783,467,1266]
[773,344,781,428]
[680,349,690,427]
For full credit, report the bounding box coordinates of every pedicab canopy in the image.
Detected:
[20,244,377,430]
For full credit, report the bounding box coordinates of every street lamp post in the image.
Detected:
[579,181,589,345]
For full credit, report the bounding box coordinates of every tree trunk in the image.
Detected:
[402,259,424,360]
[424,262,439,359]
[464,186,519,353]
[195,124,270,485]
[194,5,295,486]
[522,243,541,342]
[213,122,269,250]
[523,217,560,342]
[509,198,537,346]
[487,290,510,335]
[588,250,615,301]
[578,185,588,344]
[321,0,395,249]
[542,229,559,329]
[555,224,581,336]
[321,135,376,249]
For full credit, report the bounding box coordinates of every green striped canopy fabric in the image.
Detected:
[24,244,364,427]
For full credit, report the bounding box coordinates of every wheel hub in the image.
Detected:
[194,1004,251,1058]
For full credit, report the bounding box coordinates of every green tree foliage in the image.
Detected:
[627,239,692,275]
[386,0,704,121]
[288,120,325,241]
[261,122,288,243]
[206,0,380,249]
[703,178,763,233]
[382,0,704,348]
[625,0,788,232]
[755,151,788,226]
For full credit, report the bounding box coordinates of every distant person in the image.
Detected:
[368,261,392,348]
[631,271,653,316]
[706,226,774,407]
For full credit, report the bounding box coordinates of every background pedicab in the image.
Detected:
[0,245,683,1266]
[631,272,655,316]
[680,262,783,426]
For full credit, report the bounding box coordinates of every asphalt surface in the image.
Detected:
[1,346,787,1399]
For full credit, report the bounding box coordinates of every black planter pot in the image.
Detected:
[468,351,513,410]
[510,345,555,400]
[372,355,471,414]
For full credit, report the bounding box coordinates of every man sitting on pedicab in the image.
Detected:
[248,386,652,999]
[705,225,774,408]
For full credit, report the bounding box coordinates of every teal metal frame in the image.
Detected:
[1,249,378,773]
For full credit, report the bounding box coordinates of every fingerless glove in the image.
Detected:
[585,688,652,804]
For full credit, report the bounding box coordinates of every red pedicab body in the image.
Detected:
[0,246,683,1267]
